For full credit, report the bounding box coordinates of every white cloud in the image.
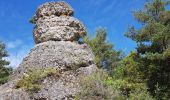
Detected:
[5,45,32,68]
[5,39,33,68]
[7,39,23,49]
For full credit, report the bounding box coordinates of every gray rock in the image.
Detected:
[33,64,97,100]
[33,16,86,44]
[35,1,73,19]
[0,1,98,100]
[0,89,30,100]
[13,41,94,79]
[0,65,98,100]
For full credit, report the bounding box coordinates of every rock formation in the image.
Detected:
[0,2,97,100]
[32,2,86,44]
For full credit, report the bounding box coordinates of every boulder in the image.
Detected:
[0,1,98,100]
[33,16,86,43]
[13,41,94,79]
[35,1,73,18]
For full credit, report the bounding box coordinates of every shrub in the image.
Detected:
[0,67,12,84]
[0,76,9,85]
[108,53,155,99]
[75,69,124,100]
[75,68,154,100]
[105,75,154,100]
[15,67,60,92]
[129,87,154,100]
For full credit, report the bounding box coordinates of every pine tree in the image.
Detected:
[125,0,170,99]
[83,28,121,71]
[0,41,12,84]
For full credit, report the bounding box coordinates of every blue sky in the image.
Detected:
[0,0,146,67]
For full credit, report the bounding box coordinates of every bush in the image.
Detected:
[76,68,154,100]
[15,67,60,92]
[129,87,154,100]
[0,76,10,84]
[0,67,12,84]
[105,76,154,100]
[108,52,155,100]
[75,69,124,100]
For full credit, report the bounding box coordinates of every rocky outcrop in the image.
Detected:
[0,65,97,100]
[0,1,97,100]
[32,65,97,100]
[32,1,86,44]
[33,16,86,43]
[13,41,94,80]
[35,2,74,18]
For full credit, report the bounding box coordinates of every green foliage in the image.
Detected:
[128,87,154,100]
[112,52,144,83]
[29,15,37,24]
[107,51,154,99]
[0,41,12,84]
[16,67,60,92]
[110,80,154,100]
[125,0,170,99]
[76,69,154,100]
[83,28,121,70]
[76,69,123,100]
[0,67,12,84]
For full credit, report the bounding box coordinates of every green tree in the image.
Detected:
[83,28,121,70]
[125,0,170,99]
[0,41,12,84]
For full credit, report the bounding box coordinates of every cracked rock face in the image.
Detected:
[33,16,86,43]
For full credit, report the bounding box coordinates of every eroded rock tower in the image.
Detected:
[0,2,97,100]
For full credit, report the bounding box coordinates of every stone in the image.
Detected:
[35,1,73,18]
[32,1,86,44]
[32,64,97,100]
[13,41,94,79]
[0,89,30,100]
[0,65,98,100]
[33,16,86,44]
[0,1,98,100]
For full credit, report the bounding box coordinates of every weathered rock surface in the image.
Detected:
[0,89,30,100]
[33,64,97,100]
[13,41,94,79]
[33,16,86,43]
[0,65,97,100]
[35,2,73,18]
[32,2,86,44]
